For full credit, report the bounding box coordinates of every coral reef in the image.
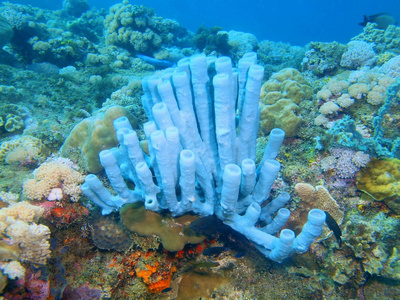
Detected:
[302,41,346,76]
[352,23,400,55]
[193,26,231,56]
[0,0,399,298]
[342,210,400,280]
[0,135,46,165]
[258,40,305,77]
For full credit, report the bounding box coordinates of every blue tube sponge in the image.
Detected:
[81,52,325,262]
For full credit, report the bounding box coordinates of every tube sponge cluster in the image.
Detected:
[81,52,325,262]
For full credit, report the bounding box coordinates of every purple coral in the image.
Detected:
[320,148,370,178]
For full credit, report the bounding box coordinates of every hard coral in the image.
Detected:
[259,68,312,137]
[60,105,137,173]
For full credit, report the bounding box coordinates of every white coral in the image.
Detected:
[319,102,340,115]
[0,261,25,279]
[5,221,51,265]
[341,41,376,69]
[380,55,400,78]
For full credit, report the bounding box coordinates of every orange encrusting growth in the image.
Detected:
[136,262,177,293]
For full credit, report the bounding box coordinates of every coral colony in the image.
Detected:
[81,52,326,262]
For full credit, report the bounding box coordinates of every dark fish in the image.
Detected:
[190,215,231,237]
[203,246,229,257]
[324,211,342,247]
[137,54,176,69]
[161,287,172,293]
[234,251,247,258]
[359,13,398,30]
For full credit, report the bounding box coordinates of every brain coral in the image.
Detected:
[259,68,312,137]
[260,68,313,105]
[60,105,137,173]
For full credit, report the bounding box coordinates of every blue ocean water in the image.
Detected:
[7,0,399,45]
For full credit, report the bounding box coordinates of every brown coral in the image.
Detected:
[294,183,344,225]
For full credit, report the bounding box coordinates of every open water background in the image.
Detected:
[7,0,400,45]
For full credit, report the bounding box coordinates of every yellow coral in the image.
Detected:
[356,158,400,201]
[260,68,313,105]
[260,99,302,137]
[23,160,85,201]
[0,202,44,224]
